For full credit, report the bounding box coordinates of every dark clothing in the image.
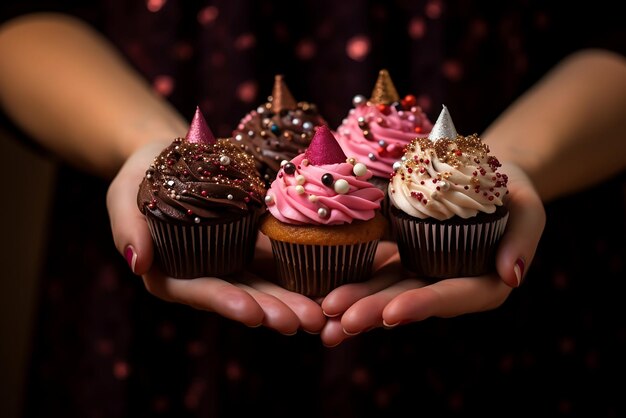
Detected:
[1,1,624,417]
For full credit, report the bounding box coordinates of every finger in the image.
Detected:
[320,317,350,348]
[107,143,166,275]
[321,258,404,317]
[236,272,326,334]
[382,275,512,326]
[239,272,326,334]
[142,268,265,327]
[234,281,301,335]
[372,240,400,271]
[496,163,546,287]
[341,278,425,334]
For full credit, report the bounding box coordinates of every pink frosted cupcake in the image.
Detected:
[260,126,386,297]
[388,105,509,279]
[137,107,266,278]
[335,69,433,214]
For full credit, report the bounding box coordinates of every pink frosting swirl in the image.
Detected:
[265,154,384,225]
[335,101,433,178]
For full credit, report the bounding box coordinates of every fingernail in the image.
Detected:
[322,310,341,318]
[514,257,526,287]
[280,329,298,336]
[124,245,137,274]
[382,319,401,328]
[323,341,341,348]
[343,328,361,336]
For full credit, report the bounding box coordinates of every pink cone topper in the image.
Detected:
[186,106,216,144]
[304,125,347,165]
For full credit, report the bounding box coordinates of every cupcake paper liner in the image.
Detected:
[390,209,509,279]
[268,239,380,297]
[146,211,260,278]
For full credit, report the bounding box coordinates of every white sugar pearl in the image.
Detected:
[295,185,305,194]
[317,207,329,218]
[334,179,350,194]
[219,155,231,165]
[353,162,367,177]
[296,175,306,185]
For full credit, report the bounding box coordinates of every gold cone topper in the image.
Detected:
[369,69,400,105]
[271,74,297,113]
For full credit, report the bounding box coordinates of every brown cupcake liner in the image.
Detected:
[390,209,509,279]
[146,211,260,279]
[268,239,380,297]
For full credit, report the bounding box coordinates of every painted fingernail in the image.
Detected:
[514,257,526,287]
[124,245,137,274]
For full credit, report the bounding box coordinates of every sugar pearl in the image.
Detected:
[308,195,318,202]
[296,175,306,185]
[295,185,305,194]
[353,95,366,107]
[392,161,403,171]
[334,179,350,194]
[353,162,368,177]
[264,195,274,205]
[318,207,329,218]
[219,155,231,165]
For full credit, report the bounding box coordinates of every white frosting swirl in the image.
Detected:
[388,134,508,220]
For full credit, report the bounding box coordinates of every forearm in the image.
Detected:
[0,13,188,178]
[484,49,626,202]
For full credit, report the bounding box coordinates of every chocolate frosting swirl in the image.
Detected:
[138,138,266,225]
[232,99,327,186]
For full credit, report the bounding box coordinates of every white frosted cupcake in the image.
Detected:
[388,105,509,278]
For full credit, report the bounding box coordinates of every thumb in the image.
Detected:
[496,163,546,287]
[107,143,166,275]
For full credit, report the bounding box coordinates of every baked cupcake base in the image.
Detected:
[260,212,387,297]
[389,205,509,279]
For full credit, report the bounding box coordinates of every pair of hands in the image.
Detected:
[107,142,545,347]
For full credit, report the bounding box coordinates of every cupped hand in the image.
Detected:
[106,142,326,335]
[319,162,546,347]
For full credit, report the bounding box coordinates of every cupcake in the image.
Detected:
[260,125,386,297]
[137,107,266,278]
[232,74,327,187]
[388,105,509,279]
[335,69,433,213]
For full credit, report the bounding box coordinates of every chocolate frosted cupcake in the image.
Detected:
[138,107,266,278]
[232,74,327,186]
[260,125,386,297]
[388,105,509,279]
[335,69,433,215]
